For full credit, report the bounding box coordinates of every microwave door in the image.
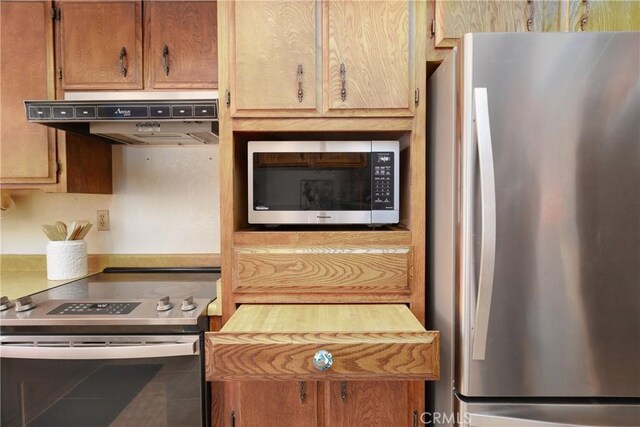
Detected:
[247,141,399,225]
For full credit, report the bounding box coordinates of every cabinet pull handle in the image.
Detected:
[312,349,333,371]
[299,381,306,402]
[162,45,170,76]
[340,62,347,102]
[230,410,235,427]
[526,0,534,31]
[297,64,304,102]
[340,381,347,403]
[119,47,127,77]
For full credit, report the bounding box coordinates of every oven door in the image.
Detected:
[0,335,207,427]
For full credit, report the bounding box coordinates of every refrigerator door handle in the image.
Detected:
[472,87,497,360]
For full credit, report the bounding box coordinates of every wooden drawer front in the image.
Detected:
[205,305,440,381]
[206,332,439,381]
[233,246,412,294]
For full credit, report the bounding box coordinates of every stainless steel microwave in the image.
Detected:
[248,141,399,225]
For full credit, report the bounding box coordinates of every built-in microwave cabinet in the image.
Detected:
[57,1,217,90]
[228,0,417,117]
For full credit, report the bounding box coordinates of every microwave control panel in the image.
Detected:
[372,152,395,210]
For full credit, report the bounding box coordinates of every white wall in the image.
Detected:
[1,145,220,254]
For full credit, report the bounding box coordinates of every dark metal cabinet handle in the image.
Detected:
[526,0,534,31]
[299,381,306,402]
[340,62,347,101]
[297,64,304,102]
[162,45,169,76]
[340,381,347,402]
[119,47,127,77]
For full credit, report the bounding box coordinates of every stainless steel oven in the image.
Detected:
[0,268,219,427]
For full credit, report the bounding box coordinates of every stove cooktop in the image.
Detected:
[0,267,219,334]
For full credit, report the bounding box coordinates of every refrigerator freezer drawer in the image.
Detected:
[205,304,439,381]
[456,395,640,427]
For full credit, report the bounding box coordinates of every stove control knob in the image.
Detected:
[180,296,197,311]
[156,296,173,312]
[0,296,13,311]
[15,296,35,312]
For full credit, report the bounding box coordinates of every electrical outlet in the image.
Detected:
[97,210,110,231]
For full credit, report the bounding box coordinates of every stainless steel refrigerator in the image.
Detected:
[427,32,640,426]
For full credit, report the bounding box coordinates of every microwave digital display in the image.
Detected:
[248,141,399,225]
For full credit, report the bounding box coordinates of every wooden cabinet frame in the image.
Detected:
[213,0,431,424]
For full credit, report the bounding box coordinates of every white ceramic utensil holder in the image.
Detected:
[46,240,87,280]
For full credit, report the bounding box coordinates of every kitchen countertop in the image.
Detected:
[0,270,101,300]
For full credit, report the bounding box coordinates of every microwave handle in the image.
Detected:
[0,336,199,360]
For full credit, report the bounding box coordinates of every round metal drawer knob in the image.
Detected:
[313,349,333,371]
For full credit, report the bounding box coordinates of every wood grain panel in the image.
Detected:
[235,381,318,427]
[60,1,142,89]
[0,1,56,183]
[232,117,413,131]
[207,332,439,381]
[205,305,439,381]
[325,381,410,427]
[145,1,217,89]
[234,228,411,246]
[325,0,411,111]
[234,0,318,112]
[436,0,544,48]
[64,133,112,194]
[567,0,640,32]
[233,246,411,294]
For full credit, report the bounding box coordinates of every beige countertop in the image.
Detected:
[0,270,101,300]
[1,254,221,316]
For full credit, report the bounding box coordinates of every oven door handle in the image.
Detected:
[0,336,199,360]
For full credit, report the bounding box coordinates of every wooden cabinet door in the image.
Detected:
[326,381,412,427]
[234,381,317,427]
[433,1,560,48]
[325,0,412,114]
[145,1,217,89]
[233,0,318,114]
[0,1,56,184]
[568,0,640,31]
[59,1,142,89]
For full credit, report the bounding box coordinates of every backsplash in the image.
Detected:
[1,145,220,254]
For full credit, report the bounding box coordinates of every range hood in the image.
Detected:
[24,93,218,145]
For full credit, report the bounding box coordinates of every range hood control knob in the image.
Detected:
[156,296,173,312]
[0,296,13,311]
[180,296,197,311]
[15,296,35,312]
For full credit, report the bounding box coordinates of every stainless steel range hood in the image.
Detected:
[24,92,218,145]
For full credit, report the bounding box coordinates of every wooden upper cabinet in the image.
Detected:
[434,0,560,48]
[0,1,56,184]
[145,1,217,89]
[233,0,318,113]
[59,1,142,90]
[568,0,640,32]
[325,0,412,113]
